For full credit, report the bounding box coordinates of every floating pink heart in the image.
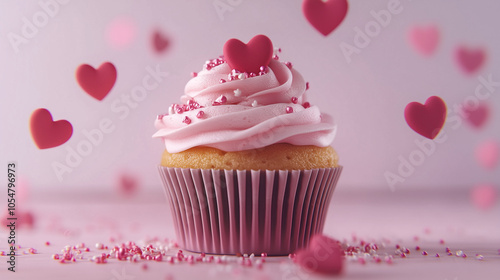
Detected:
[302,0,348,36]
[463,102,490,129]
[455,46,486,75]
[408,25,439,56]
[294,234,343,275]
[29,108,73,149]
[404,96,447,139]
[475,140,499,169]
[223,34,273,74]
[152,30,170,53]
[76,62,117,101]
[471,184,497,210]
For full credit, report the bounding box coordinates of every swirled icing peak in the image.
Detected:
[154,35,336,153]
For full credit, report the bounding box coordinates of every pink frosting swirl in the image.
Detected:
[153,59,336,153]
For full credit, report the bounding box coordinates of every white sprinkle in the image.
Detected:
[252,100,258,107]
[168,105,175,115]
[234,89,242,97]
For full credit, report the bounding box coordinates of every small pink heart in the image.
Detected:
[408,25,439,56]
[152,30,170,53]
[29,108,73,149]
[404,96,447,139]
[302,0,348,36]
[294,234,343,275]
[76,62,117,101]
[471,184,497,210]
[475,140,499,169]
[223,35,273,74]
[455,46,486,75]
[463,102,490,129]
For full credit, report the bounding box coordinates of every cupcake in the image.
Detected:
[154,35,342,255]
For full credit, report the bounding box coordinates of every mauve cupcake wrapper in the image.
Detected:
[158,166,342,255]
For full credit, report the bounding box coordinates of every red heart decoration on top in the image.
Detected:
[153,30,170,53]
[223,34,273,74]
[29,108,73,149]
[463,102,489,129]
[404,96,447,139]
[294,234,343,275]
[76,62,117,101]
[302,0,348,36]
[455,46,486,75]
[408,25,440,56]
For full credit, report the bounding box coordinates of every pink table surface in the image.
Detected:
[1,189,499,280]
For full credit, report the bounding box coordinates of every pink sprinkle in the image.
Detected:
[395,244,400,249]
[422,251,428,256]
[291,97,298,104]
[439,239,445,244]
[191,72,197,77]
[284,62,293,69]
[445,247,451,253]
[157,114,164,120]
[215,95,227,104]
[286,106,293,114]
[142,263,148,270]
[400,253,406,258]
[259,66,267,72]
[219,79,226,83]
[261,253,267,258]
[273,55,279,60]
[288,253,295,259]
[303,102,311,108]
[435,253,440,258]
[196,111,205,119]
[182,116,191,124]
[29,248,37,254]
[306,82,309,90]
[415,246,420,251]
[53,254,59,260]
[374,256,382,263]
[96,243,104,249]
[45,241,50,246]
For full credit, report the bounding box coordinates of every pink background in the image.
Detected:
[1,0,499,195]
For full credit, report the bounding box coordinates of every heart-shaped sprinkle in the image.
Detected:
[223,34,273,74]
[408,25,439,56]
[153,30,170,53]
[404,96,447,139]
[463,102,489,129]
[76,62,117,101]
[302,0,348,36]
[455,46,486,75]
[294,234,343,275]
[29,108,73,149]
[475,140,499,169]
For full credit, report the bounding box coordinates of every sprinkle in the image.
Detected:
[284,62,292,69]
[252,100,258,107]
[53,254,59,260]
[45,242,51,246]
[96,243,104,250]
[142,263,148,270]
[261,253,267,258]
[475,254,484,260]
[291,97,298,104]
[157,114,164,120]
[175,105,184,114]
[286,106,293,114]
[446,247,451,253]
[234,89,242,97]
[238,73,246,80]
[183,116,191,124]
[303,102,311,108]
[422,251,428,256]
[191,72,197,77]
[215,95,227,104]
[249,72,256,77]
[385,256,393,264]
[306,82,309,90]
[273,55,279,60]
[439,239,445,244]
[196,111,205,119]
[415,246,420,251]
[259,66,268,72]
[435,253,440,258]
[29,248,37,254]
[219,79,226,83]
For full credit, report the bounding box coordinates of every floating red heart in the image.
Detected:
[29,108,73,149]
[76,62,117,101]
[153,30,170,53]
[302,0,348,36]
[455,46,486,75]
[463,102,489,129]
[404,96,447,139]
[294,234,343,275]
[223,34,273,74]
[408,25,439,56]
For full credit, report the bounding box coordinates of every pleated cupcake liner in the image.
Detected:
[158,166,342,255]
